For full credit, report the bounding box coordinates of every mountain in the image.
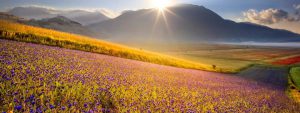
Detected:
[7,6,110,25]
[26,16,100,37]
[7,7,58,19]
[88,4,300,46]
[60,10,110,25]
[0,13,101,37]
[0,12,26,22]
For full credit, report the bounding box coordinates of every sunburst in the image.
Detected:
[151,0,173,11]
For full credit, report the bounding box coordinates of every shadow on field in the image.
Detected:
[236,65,289,90]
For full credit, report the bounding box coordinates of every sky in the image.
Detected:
[1,0,300,33]
[1,0,299,17]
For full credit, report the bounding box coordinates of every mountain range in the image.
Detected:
[2,4,300,48]
[0,12,101,37]
[7,6,110,25]
[88,4,300,46]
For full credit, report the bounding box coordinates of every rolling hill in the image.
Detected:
[0,19,233,72]
[1,39,299,112]
[88,4,300,46]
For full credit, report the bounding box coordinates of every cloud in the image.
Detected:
[242,8,297,24]
[242,4,300,25]
[295,4,300,10]
[241,4,300,34]
[94,8,120,18]
[294,4,300,15]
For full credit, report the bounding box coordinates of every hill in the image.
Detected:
[1,39,299,112]
[88,4,300,46]
[0,19,234,72]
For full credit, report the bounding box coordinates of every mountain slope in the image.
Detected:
[60,10,110,25]
[88,4,300,45]
[7,6,57,19]
[7,6,110,25]
[26,16,100,37]
[0,12,25,22]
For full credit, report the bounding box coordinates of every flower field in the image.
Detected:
[1,39,300,112]
[272,56,300,65]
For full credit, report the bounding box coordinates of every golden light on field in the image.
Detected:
[151,0,173,11]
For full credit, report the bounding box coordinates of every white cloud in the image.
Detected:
[294,4,300,18]
[294,4,300,10]
[242,8,292,24]
[242,4,300,25]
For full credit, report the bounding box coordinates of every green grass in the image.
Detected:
[165,47,300,72]
[290,67,300,88]
[0,19,237,73]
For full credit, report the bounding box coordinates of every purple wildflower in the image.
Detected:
[10,69,15,76]
[26,69,31,74]
[36,107,42,113]
[30,109,34,113]
[49,104,55,109]
[14,105,22,111]
[29,95,35,100]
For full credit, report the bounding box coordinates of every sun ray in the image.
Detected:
[164,8,180,18]
[161,10,172,35]
[151,0,172,10]
[151,9,162,34]
[149,0,179,38]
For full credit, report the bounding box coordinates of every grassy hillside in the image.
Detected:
[1,40,300,112]
[291,67,300,88]
[0,19,237,73]
[288,67,300,103]
[165,53,253,71]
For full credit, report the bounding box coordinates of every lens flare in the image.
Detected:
[151,0,173,10]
